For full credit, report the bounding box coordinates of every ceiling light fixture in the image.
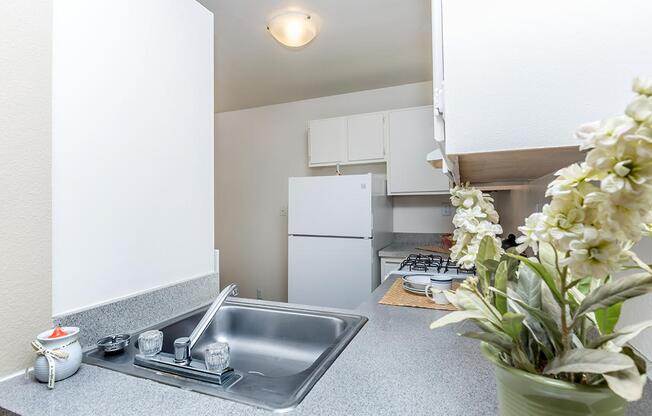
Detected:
[266,11,319,48]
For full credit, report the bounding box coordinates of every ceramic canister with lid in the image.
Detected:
[33,326,82,385]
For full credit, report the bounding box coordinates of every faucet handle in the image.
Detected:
[173,337,191,365]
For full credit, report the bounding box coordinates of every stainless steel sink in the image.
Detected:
[83,299,367,412]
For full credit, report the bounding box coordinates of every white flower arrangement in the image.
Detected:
[516,76,652,280]
[433,77,652,403]
[449,184,503,269]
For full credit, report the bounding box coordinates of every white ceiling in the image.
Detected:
[198,0,433,112]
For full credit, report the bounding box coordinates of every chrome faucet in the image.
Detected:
[173,283,239,365]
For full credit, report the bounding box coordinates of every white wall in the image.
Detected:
[443,0,652,154]
[0,0,52,378]
[52,0,214,315]
[494,174,554,236]
[215,82,449,301]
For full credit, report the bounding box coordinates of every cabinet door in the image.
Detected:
[347,113,385,162]
[308,117,347,165]
[441,0,652,155]
[387,107,450,195]
[381,257,403,281]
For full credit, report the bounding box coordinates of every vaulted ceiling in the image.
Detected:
[197,0,433,112]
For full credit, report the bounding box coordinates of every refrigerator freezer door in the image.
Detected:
[288,175,373,238]
[288,236,373,309]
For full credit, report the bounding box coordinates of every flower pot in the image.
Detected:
[480,343,627,416]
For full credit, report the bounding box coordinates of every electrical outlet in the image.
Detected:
[280,207,288,217]
[256,288,263,300]
[442,203,452,217]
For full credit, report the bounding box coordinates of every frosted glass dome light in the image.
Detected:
[266,12,318,48]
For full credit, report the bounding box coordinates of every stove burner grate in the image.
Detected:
[398,254,476,275]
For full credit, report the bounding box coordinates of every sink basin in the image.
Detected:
[83,299,367,412]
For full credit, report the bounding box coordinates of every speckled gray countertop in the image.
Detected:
[2,277,652,416]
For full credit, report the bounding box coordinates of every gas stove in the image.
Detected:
[389,253,475,281]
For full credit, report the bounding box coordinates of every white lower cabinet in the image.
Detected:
[387,106,450,195]
[380,257,404,282]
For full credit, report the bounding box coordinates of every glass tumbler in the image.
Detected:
[204,342,230,372]
[138,330,163,356]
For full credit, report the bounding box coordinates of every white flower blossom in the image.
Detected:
[516,213,543,254]
[625,95,652,123]
[537,195,585,251]
[633,76,652,97]
[585,190,652,241]
[586,139,652,195]
[546,163,594,197]
[449,184,503,269]
[561,227,626,279]
[575,116,638,151]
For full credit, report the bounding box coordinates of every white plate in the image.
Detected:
[402,274,432,291]
[402,282,426,295]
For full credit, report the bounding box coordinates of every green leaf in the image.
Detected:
[502,312,525,340]
[505,288,554,359]
[480,259,500,273]
[475,261,489,293]
[576,278,592,295]
[594,303,622,335]
[538,241,562,280]
[522,319,554,360]
[449,283,503,327]
[511,345,537,373]
[459,331,513,353]
[566,286,586,311]
[477,235,500,264]
[574,272,652,320]
[516,263,541,309]
[504,255,520,281]
[430,310,486,329]
[544,349,636,375]
[492,287,562,352]
[603,366,646,402]
[589,320,652,349]
[541,284,565,329]
[494,261,509,315]
[507,253,563,305]
[622,346,647,375]
[476,236,500,296]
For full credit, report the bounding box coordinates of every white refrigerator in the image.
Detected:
[288,174,393,309]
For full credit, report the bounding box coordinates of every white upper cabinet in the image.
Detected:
[387,106,450,195]
[308,107,449,194]
[308,117,347,165]
[438,0,652,156]
[347,113,385,162]
[308,112,385,167]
